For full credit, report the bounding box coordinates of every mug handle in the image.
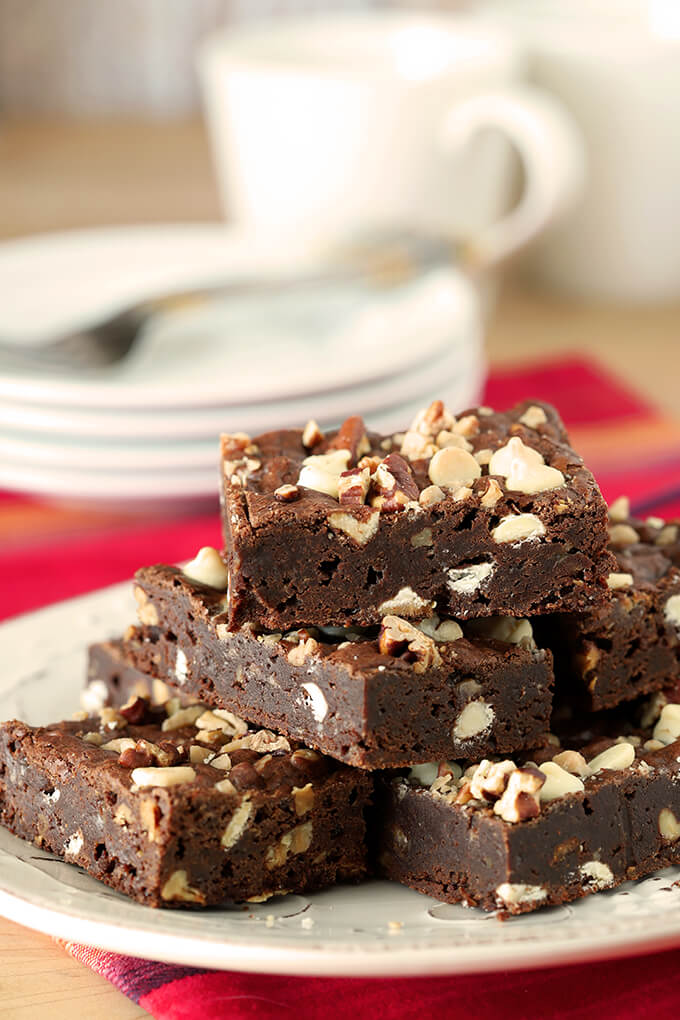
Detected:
[440,85,585,271]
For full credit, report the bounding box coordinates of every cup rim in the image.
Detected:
[197,11,523,80]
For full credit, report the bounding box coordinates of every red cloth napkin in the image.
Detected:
[4,355,680,1019]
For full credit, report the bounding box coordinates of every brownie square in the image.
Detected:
[219,399,614,631]
[0,700,371,908]
[537,503,680,710]
[376,694,680,915]
[102,564,556,768]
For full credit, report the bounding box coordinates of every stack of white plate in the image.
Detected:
[0,225,485,510]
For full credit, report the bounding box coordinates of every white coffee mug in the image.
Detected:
[479,0,680,300]
[198,13,584,270]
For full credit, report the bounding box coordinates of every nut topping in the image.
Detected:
[608,496,630,523]
[183,547,229,590]
[302,419,324,450]
[378,615,442,673]
[537,761,585,801]
[274,484,300,503]
[609,523,640,549]
[370,453,419,512]
[588,742,636,773]
[326,415,370,464]
[494,766,545,823]
[518,405,548,429]
[338,467,370,506]
[607,572,634,590]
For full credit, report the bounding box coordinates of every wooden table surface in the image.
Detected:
[0,117,679,1020]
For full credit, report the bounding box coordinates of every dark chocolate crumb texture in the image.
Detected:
[219,399,615,630]
[97,561,556,768]
[537,499,680,710]
[377,691,680,916]
[0,698,371,908]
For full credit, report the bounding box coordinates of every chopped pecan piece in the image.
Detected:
[370,453,419,512]
[327,415,370,465]
[338,467,370,506]
[378,615,442,673]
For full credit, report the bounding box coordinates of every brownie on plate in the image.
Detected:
[376,693,680,916]
[218,399,614,631]
[537,500,680,710]
[97,562,556,768]
[0,698,371,908]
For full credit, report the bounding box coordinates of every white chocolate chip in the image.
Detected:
[664,595,680,632]
[453,701,494,741]
[588,742,635,773]
[489,437,543,476]
[447,561,494,595]
[221,798,253,849]
[131,766,196,788]
[519,405,548,429]
[608,496,630,523]
[609,523,640,548]
[607,572,634,590]
[580,861,614,889]
[175,648,188,684]
[298,449,351,498]
[301,682,329,723]
[428,447,481,490]
[647,516,665,529]
[506,460,565,495]
[492,513,546,544]
[495,883,547,908]
[183,547,229,590]
[657,525,679,546]
[659,808,680,840]
[63,831,84,856]
[538,761,585,801]
[489,437,564,494]
[408,762,439,786]
[378,587,435,619]
[653,703,680,745]
[328,510,380,545]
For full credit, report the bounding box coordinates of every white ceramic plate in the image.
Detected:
[0,225,478,410]
[3,586,680,975]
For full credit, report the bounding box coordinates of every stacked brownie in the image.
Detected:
[4,397,680,916]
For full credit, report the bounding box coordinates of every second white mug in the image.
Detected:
[198,13,584,269]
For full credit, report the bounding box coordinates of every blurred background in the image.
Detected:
[1,0,680,612]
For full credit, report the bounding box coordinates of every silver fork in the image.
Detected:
[0,230,464,373]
